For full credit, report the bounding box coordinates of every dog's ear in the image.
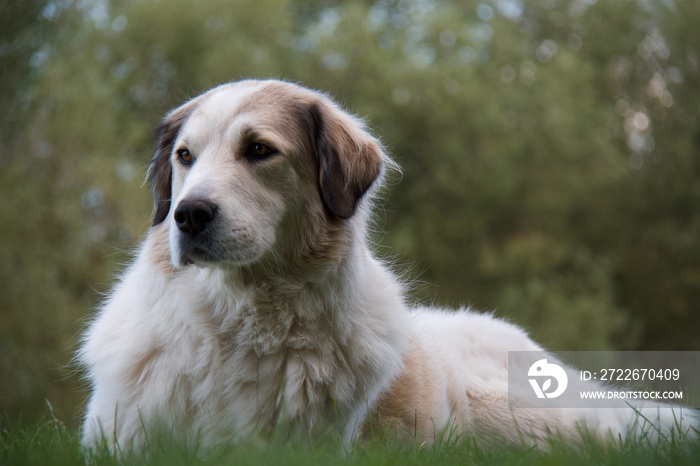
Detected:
[147,99,200,226]
[308,100,385,219]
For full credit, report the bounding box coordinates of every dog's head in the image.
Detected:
[146,80,388,271]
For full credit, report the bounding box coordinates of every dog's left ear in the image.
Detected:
[147,98,202,226]
[308,100,385,219]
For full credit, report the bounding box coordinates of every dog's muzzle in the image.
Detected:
[174,199,217,237]
[173,199,218,264]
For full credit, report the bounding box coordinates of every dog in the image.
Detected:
[79,79,696,452]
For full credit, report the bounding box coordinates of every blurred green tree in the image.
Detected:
[0,0,56,158]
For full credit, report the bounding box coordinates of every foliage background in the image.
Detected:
[1,0,699,429]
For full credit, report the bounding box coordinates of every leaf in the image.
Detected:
[542,379,552,392]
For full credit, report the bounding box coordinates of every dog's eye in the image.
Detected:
[246,143,277,160]
[177,148,193,165]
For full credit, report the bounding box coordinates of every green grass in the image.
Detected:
[3,407,700,466]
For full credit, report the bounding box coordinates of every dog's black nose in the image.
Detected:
[174,199,217,237]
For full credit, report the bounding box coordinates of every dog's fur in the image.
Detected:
[80,80,695,451]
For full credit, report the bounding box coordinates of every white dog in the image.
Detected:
[79,79,695,451]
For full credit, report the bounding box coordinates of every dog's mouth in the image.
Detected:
[174,231,264,269]
[169,205,272,269]
[183,245,217,266]
[175,233,220,267]
[187,244,224,266]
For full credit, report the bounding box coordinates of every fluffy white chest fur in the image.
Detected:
[82,225,409,449]
[80,79,696,451]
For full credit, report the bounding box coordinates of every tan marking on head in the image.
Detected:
[236,81,386,219]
